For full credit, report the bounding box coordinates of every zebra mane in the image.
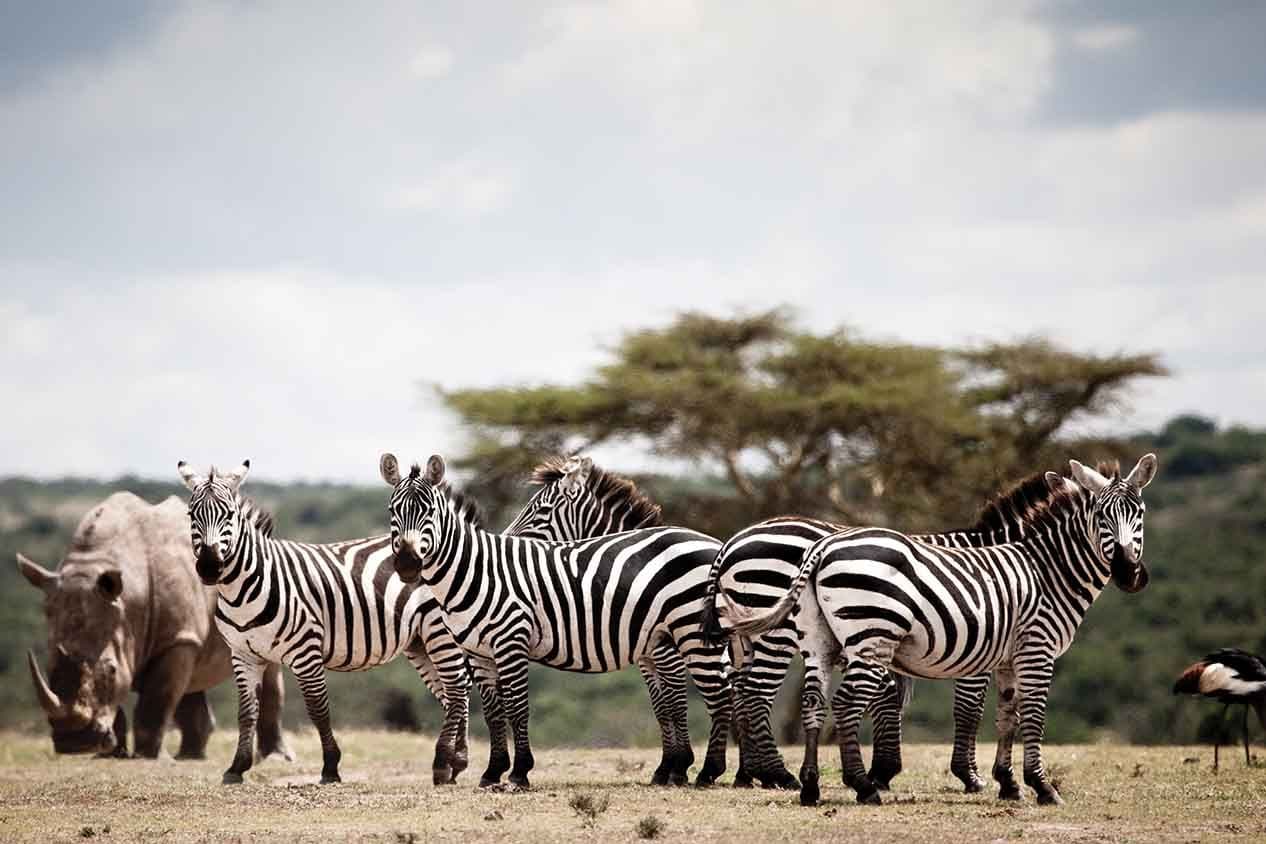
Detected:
[969,458,1122,536]
[236,495,276,538]
[440,483,486,528]
[531,456,663,528]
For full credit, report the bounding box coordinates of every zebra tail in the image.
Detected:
[892,672,915,707]
[726,538,825,638]
[700,549,727,643]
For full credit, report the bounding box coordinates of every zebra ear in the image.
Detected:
[177,461,206,492]
[1043,471,1076,495]
[424,454,446,486]
[224,460,250,492]
[1125,453,1158,490]
[560,455,592,495]
[380,453,401,486]
[1069,459,1110,493]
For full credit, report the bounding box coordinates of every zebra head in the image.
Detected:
[177,460,250,585]
[1066,453,1158,594]
[503,455,594,540]
[380,452,447,584]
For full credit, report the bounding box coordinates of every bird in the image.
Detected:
[1173,648,1266,770]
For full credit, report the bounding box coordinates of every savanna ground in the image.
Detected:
[1,730,1263,843]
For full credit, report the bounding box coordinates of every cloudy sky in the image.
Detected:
[2,1,1263,482]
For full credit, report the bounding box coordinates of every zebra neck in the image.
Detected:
[217,520,276,606]
[1019,505,1111,627]
[422,504,501,606]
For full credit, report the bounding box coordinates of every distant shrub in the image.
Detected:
[636,815,666,839]
[379,688,423,732]
[568,792,609,828]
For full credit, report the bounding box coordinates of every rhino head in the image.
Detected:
[18,552,133,755]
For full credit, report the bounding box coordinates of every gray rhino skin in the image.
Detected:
[18,491,292,760]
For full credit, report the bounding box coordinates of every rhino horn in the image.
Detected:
[28,650,64,718]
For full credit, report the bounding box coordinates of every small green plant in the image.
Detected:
[636,815,666,839]
[568,792,610,828]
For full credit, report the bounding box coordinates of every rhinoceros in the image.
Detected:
[18,491,291,760]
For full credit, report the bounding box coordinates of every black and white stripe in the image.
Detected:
[705,511,1030,796]
[178,459,487,786]
[723,454,1157,805]
[383,453,733,789]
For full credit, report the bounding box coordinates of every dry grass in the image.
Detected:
[0,731,1264,842]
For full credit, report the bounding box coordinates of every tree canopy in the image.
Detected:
[442,310,1166,535]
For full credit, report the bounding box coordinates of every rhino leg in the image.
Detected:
[256,664,294,762]
[174,691,215,759]
[133,643,198,758]
[98,708,131,759]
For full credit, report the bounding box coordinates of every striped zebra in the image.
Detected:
[725,454,1157,805]
[503,455,700,785]
[381,453,733,789]
[705,500,1041,797]
[177,459,491,786]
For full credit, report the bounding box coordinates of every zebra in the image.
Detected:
[725,454,1157,805]
[381,452,734,790]
[703,493,1043,799]
[503,455,700,785]
[177,459,492,786]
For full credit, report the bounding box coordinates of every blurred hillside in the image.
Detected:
[2,415,1264,748]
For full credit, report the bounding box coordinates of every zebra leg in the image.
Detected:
[742,634,800,790]
[866,671,906,790]
[991,664,1022,800]
[257,664,294,762]
[950,674,990,793]
[729,659,754,788]
[831,657,889,805]
[1016,657,1061,806]
[679,641,732,787]
[638,651,676,786]
[290,657,342,784]
[404,648,468,785]
[796,596,837,804]
[223,654,265,785]
[470,655,511,787]
[494,636,535,791]
[652,642,694,785]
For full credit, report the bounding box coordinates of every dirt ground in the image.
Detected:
[0,730,1263,842]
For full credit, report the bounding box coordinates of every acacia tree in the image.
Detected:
[441,310,1165,536]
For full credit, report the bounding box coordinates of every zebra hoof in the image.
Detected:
[799,781,820,807]
[963,777,986,794]
[998,783,1022,801]
[856,786,883,805]
[871,777,892,792]
[433,767,454,786]
[733,769,755,789]
[768,770,801,791]
[320,773,341,785]
[1035,788,1063,806]
[479,777,502,789]
[221,770,244,785]
[650,768,671,787]
[668,771,689,787]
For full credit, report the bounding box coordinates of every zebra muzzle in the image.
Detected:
[1110,547,1149,593]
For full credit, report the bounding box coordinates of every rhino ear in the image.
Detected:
[96,568,123,601]
[380,453,401,486]
[177,461,206,492]
[16,553,58,594]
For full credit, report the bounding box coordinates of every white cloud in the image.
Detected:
[1,2,1264,481]
[1071,24,1139,52]
[409,45,454,79]
[388,157,516,216]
